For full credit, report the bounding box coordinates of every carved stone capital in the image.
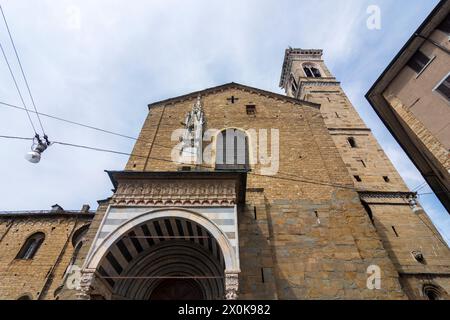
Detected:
[225,273,239,300]
[76,271,95,300]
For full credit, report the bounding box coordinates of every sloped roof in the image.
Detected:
[147,82,320,109]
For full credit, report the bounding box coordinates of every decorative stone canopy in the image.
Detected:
[106,170,248,207]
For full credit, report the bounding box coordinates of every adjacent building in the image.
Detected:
[0,205,93,300]
[366,0,450,212]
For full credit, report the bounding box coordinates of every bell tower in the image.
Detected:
[280,48,450,298]
[280,48,407,192]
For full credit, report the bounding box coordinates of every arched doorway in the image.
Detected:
[149,278,204,300]
[85,212,236,300]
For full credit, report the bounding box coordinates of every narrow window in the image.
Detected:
[261,268,265,283]
[407,51,431,74]
[435,74,450,102]
[354,175,362,182]
[359,160,366,168]
[335,112,340,118]
[348,137,357,148]
[16,232,45,260]
[290,75,298,93]
[437,13,450,35]
[392,226,399,237]
[314,211,321,224]
[361,201,374,225]
[383,176,390,183]
[246,105,256,116]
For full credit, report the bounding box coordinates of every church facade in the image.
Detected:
[1,49,450,300]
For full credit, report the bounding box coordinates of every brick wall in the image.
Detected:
[0,215,92,300]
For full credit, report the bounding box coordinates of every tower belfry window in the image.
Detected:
[303,64,321,78]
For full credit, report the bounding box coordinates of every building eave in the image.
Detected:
[146,82,320,110]
[0,211,95,218]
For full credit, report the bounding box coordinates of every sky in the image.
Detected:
[0,0,448,243]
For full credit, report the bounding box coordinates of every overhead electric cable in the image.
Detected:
[0,4,46,136]
[0,134,376,191]
[0,42,37,134]
[0,134,33,141]
[0,100,138,140]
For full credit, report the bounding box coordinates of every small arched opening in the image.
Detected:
[423,284,446,300]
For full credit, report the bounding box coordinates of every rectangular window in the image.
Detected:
[407,51,431,74]
[246,105,256,116]
[435,74,450,102]
[437,14,450,34]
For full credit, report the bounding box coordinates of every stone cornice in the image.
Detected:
[358,191,417,205]
[358,191,417,198]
